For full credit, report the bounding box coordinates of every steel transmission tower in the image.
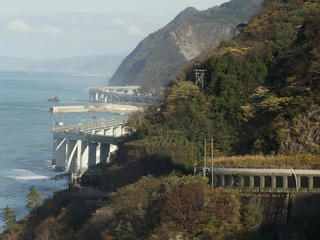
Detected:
[194,69,206,93]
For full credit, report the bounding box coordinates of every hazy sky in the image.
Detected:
[0,0,228,59]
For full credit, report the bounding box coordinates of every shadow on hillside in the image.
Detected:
[81,154,189,190]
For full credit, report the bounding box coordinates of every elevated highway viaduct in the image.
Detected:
[52,118,127,172]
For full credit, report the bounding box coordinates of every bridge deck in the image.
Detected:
[52,118,127,134]
[89,86,140,91]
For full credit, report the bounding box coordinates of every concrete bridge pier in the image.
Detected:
[272,176,277,189]
[229,175,234,187]
[100,143,110,164]
[89,92,94,102]
[283,176,288,191]
[221,175,225,187]
[260,175,265,190]
[53,138,90,172]
[239,176,245,188]
[66,139,77,172]
[88,142,98,167]
[55,138,67,172]
[54,138,90,172]
[78,141,89,171]
[308,176,313,192]
[54,138,106,172]
[249,176,254,188]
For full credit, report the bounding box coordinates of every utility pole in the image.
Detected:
[211,138,214,189]
[203,139,207,177]
[194,69,207,93]
[211,138,214,161]
[212,161,214,189]
[194,139,200,175]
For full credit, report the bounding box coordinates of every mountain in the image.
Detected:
[109,0,264,91]
[125,0,320,158]
[0,57,34,71]
[0,55,124,77]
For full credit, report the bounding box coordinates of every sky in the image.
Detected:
[0,0,228,59]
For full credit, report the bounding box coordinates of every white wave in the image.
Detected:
[9,169,49,181]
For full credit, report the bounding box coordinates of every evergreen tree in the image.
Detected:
[2,205,16,232]
[26,186,41,210]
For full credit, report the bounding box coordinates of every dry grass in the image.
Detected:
[206,155,320,169]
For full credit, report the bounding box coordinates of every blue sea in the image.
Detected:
[0,71,119,230]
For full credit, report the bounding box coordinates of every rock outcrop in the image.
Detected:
[280,109,320,154]
[109,0,264,91]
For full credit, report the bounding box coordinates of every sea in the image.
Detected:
[0,71,120,231]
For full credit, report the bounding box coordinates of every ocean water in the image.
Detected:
[0,71,119,230]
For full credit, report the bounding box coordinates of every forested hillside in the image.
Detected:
[122,0,320,167]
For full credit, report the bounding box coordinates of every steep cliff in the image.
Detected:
[109,0,263,90]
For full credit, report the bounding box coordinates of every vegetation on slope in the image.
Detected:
[94,0,320,191]
[2,1,320,240]
[3,175,320,240]
[117,0,320,171]
[1,176,274,240]
[0,190,97,240]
